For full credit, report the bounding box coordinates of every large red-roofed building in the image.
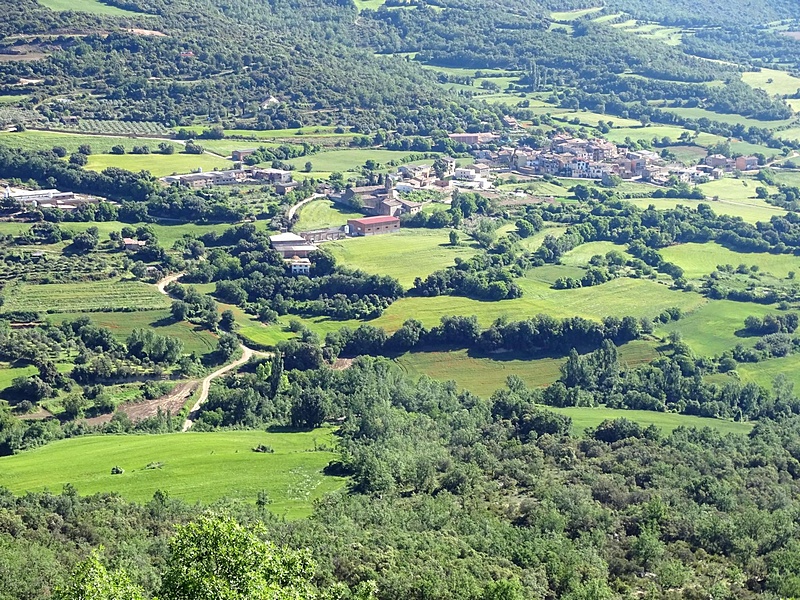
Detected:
[347,215,400,236]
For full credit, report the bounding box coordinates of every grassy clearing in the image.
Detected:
[294,200,365,231]
[664,107,792,128]
[325,229,480,288]
[737,354,800,392]
[550,7,602,20]
[603,125,696,144]
[48,309,218,356]
[773,170,800,187]
[550,406,753,436]
[0,130,182,154]
[288,149,425,174]
[699,178,778,203]
[553,110,641,128]
[669,145,708,166]
[659,300,774,357]
[4,280,170,313]
[560,241,633,267]
[396,340,658,396]
[660,242,800,279]
[85,153,231,177]
[0,428,346,518]
[742,69,800,96]
[624,197,785,225]
[0,363,38,391]
[38,0,146,15]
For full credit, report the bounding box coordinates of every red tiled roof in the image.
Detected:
[348,216,400,225]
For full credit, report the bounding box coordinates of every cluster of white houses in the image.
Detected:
[476,135,761,185]
[3,186,105,210]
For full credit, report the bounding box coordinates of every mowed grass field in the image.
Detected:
[660,242,800,279]
[37,0,146,15]
[738,354,800,392]
[48,309,219,356]
[325,229,480,288]
[288,149,425,175]
[742,68,800,96]
[550,406,753,436]
[4,280,170,313]
[85,152,231,177]
[294,200,365,231]
[560,241,633,267]
[396,340,659,396]
[0,428,346,518]
[625,197,785,224]
[0,130,182,154]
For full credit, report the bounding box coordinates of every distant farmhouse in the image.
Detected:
[347,215,400,236]
[269,232,317,258]
[3,186,104,210]
[336,180,422,217]
[161,167,297,194]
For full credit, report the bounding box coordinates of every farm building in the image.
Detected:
[347,216,400,236]
[231,149,256,161]
[286,257,311,275]
[269,232,317,258]
[123,238,147,251]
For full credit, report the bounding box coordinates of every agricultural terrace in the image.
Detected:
[738,354,800,392]
[395,339,658,396]
[288,149,432,177]
[325,229,480,288]
[294,199,365,231]
[177,125,351,139]
[624,196,785,224]
[660,242,800,279]
[3,280,170,313]
[663,106,794,129]
[0,428,346,518]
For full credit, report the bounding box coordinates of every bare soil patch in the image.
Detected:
[84,381,198,426]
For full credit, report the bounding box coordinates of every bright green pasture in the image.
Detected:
[37,0,146,15]
[624,197,785,224]
[669,145,707,166]
[294,200,365,231]
[659,300,774,357]
[288,149,424,174]
[321,277,704,334]
[560,241,633,267]
[396,340,658,396]
[742,69,800,96]
[773,170,800,187]
[550,7,602,20]
[699,178,778,203]
[0,130,182,154]
[738,354,800,392]
[325,229,479,288]
[603,125,693,144]
[0,429,346,517]
[0,363,38,391]
[550,406,752,436]
[552,110,641,128]
[660,242,800,279]
[48,309,218,356]
[665,107,792,129]
[4,281,170,313]
[85,153,230,177]
[729,141,782,159]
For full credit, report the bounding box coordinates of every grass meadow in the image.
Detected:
[737,354,800,392]
[294,200,365,231]
[0,130,182,154]
[288,149,426,175]
[4,280,170,313]
[38,0,146,15]
[0,428,346,517]
[85,153,231,177]
[48,309,219,356]
[742,69,800,96]
[660,242,800,279]
[625,197,784,224]
[395,339,659,396]
[325,229,480,288]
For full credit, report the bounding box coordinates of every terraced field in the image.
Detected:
[4,280,171,313]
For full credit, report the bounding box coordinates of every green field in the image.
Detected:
[742,68,800,96]
[325,229,480,288]
[660,242,800,279]
[37,0,146,15]
[4,281,170,313]
[178,126,351,139]
[0,130,182,155]
[738,354,800,392]
[0,428,346,518]
[665,106,792,129]
[550,406,753,436]
[48,309,219,356]
[396,340,659,396]
[659,300,774,357]
[288,149,426,175]
[0,363,38,391]
[85,152,231,177]
[625,196,785,224]
[560,241,633,267]
[282,277,707,339]
[294,200,365,231]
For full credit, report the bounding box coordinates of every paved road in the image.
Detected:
[287,193,326,220]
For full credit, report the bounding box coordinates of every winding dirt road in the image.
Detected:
[155,272,267,432]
